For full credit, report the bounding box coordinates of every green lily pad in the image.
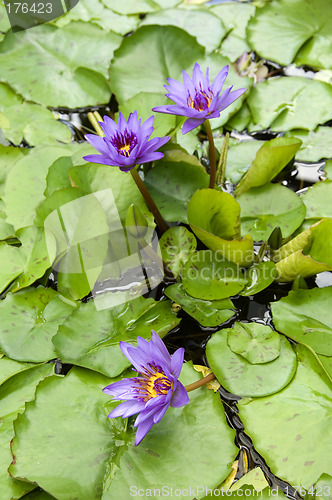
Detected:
[160,226,197,278]
[222,139,265,185]
[238,183,306,240]
[140,6,226,52]
[287,127,332,162]
[324,160,332,179]
[187,189,254,266]
[234,137,302,196]
[109,25,205,104]
[211,2,255,61]
[227,322,281,364]
[305,473,332,499]
[247,0,332,69]
[0,144,29,196]
[10,367,122,500]
[54,0,139,35]
[0,356,35,387]
[144,150,209,223]
[102,363,237,500]
[238,345,332,489]
[206,324,297,397]
[44,157,74,197]
[247,77,332,132]
[4,145,76,231]
[0,287,77,362]
[69,162,154,224]
[0,22,121,107]
[53,297,180,377]
[0,242,26,293]
[274,218,332,281]
[300,181,332,225]
[10,226,57,293]
[0,363,55,500]
[182,250,247,300]
[271,287,332,356]
[165,283,235,327]
[1,102,71,146]
[240,261,278,296]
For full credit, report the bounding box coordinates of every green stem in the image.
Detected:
[185,372,216,393]
[130,167,168,235]
[205,120,217,189]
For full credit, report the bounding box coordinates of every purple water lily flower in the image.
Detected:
[83,111,170,172]
[153,63,246,134]
[103,331,189,445]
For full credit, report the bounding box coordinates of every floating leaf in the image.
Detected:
[287,127,332,162]
[144,150,209,223]
[227,322,281,364]
[160,226,197,277]
[0,22,121,107]
[10,367,122,500]
[109,25,205,104]
[271,287,332,356]
[0,287,77,362]
[247,77,332,132]
[0,144,29,196]
[240,261,278,296]
[238,346,332,489]
[222,139,264,185]
[187,189,254,266]
[238,183,306,240]
[300,181,332,225]
[247,0,332,69]
[165,283,235,327]
[0,363,54,500]
[4,145,76,231]
[234,137,302,196]
[140,6,226,52]
[102,363,237,499]
[53,297,180,378]
[206,324,297,397]
[182,250,247,300]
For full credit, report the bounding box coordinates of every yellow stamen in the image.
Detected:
[119,144,131,157]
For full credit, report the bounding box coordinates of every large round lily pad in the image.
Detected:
[238,346,332,489]
[206,324,297,397]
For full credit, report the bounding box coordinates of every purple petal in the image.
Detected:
[103,379,138,399]
[165,92,187,106]
[83,154,118,166]
[170,347,184,379]
[119,164,137,172]
[117,111,127,132]
[137,152,164,164]
[170,381,190,408]
[182,69,195,96]
[135,417,155,446]
[211,65,229,94]
[140,115,155,136]
[119,342,147,372]
[84,134,109,155]
[182,117,205,134]
[100,116,117,136]
[165,77,185,95]
[192,63,204,89]
[153,404,169,423]
[151,330,172,364]
[108,400,145,418]
[218,87,247,111]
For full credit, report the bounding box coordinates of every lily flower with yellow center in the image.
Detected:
[103,331,189,445]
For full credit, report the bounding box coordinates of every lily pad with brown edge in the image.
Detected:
[206,324,297,397]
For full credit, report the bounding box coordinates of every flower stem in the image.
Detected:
[185,372,216,393]
[87,112,104,137]
[205,120,216,189]
[130,167,168,234]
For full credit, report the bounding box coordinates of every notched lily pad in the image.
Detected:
[228,322,281,364]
